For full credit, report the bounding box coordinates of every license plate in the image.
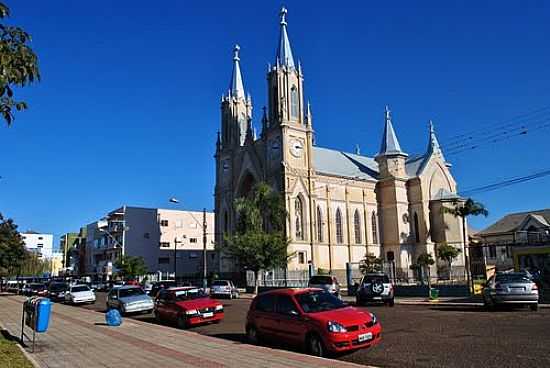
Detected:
[202,312,214,318]
[358,332,373,342]
[373,296,382,300]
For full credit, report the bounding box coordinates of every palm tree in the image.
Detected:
[443,198,488,291]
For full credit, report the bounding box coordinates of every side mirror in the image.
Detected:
[288,310,300,317]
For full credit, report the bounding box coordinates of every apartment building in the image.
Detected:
[21,232,54,259]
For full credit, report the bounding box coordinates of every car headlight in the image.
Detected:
[369,312,378,325]
[215,304,223,311]
[186,309,198,316]
[327,321,347,333]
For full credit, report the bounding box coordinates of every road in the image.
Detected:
[77,292,550,368]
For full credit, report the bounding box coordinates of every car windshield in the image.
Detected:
[496,274,532,283]
[363,275,390,284]
[296,290,347,313]
[71,286,90,292]
[309,276,333,285]
[119,288,145,298]
[211,281,229,286]
[174,289,208,301]
[49,283,67,291]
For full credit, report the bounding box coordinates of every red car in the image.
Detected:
[153,287,224,328]
[246,288,382,357]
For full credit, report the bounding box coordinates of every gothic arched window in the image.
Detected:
[414,212,420,243]
[335,208,343,244]
[295,197,304,240]
[224,211,229,234]
[372,212,379,244]
[290,86,298,119]
[316,205,323,242]
[354,210,362,244]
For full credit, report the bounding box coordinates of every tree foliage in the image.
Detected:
[115,255,148,279]
[417,252,435,267]
[0,212,28,276]
[443,198,488,220]
[0,2,40,126]
[359,253,383,274]
[437,243,461,266]
[223,182,289,293]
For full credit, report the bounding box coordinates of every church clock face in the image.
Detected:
[290,139,304,158]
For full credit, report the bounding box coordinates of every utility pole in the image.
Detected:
[202,208,208,289]
[174,236,180,282]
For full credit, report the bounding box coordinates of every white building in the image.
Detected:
[21,232,54,259]
[83,206,216,280]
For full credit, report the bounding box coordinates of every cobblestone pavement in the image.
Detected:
[0,294,368,368]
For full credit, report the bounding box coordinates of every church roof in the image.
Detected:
[313,146,379,181]
[478,209,550,235]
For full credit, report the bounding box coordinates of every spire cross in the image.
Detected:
[385,105,391,121]
[280,7,288,25]
[233,44,240,61]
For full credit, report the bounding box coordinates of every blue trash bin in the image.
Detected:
[35,298,51,333]
[105,308,122,326]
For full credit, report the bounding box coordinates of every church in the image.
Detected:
[214,8,466,279]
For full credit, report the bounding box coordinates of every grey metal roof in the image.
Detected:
[228,45,245,99]
[377,106,407,157]
[276,7,295,68]
[405,154,425,177]
[313,146,379,181]
[479,209,550,235]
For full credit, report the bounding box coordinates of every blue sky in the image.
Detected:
[1,1,549,247]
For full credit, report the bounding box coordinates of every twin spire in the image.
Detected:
[228,44,245,99]
[377,106,407,157]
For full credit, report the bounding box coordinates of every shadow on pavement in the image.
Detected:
[210,333,247,343]
[429,305,535,313]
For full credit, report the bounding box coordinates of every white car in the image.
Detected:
[210,280,239,299]
[65,284,96,304]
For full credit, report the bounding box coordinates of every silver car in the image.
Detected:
[308,275,340,297]
[210,280,239,299]
[482,272,539,311]
[106,285,154,315]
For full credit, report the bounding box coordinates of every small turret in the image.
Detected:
[375,106,408,178]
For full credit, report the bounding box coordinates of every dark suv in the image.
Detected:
[356,273,394,307]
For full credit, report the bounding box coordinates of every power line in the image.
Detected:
[459,168,550,196]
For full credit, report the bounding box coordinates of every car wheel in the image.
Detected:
[387,298,395,307]
[153,310,161,323]
[355,298,363,306]
[228,293,233,300]
[530,304,538,312]
[246,325,259,345]
[307,333,325,357]
[177,314,188,329]
[483,296,495,311]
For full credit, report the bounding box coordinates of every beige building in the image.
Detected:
[215,8,465,279]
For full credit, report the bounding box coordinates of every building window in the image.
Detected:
[38,237,43,240]
[414,212,420,243]
[354,210,362,244]
[372,212,379,244]
[160,220,169,227]
[488,245,497,258]
[189,252,198,259]
[295,197,304,240]
[316,206,324,242]
[144,232,150,239]
[189,238,197,243]
[160,242,170,248]
[335,208,343,244]
[298,252,306,264]
[158,257,170,264]
[290,86,298,119]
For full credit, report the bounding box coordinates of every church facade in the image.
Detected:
[214,8,466,278]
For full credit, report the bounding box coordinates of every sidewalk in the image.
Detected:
[0,294,369,368]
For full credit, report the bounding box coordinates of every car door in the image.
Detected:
[253,294,278,338]
[164,292,179,322]
[273,294,306,345]
[155,290,168,318]
[108,289,120,309]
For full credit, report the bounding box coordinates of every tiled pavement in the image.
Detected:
[0,295,369,368]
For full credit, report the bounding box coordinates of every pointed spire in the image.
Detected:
[228,44,245,99]
[427,120,445,160]
[377,105,407,157]
[261,106,268,133]
[216,131,221,150]
[305,100,312,125]
[276,7,295,69]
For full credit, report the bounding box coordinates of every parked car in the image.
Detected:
[65,284,96,304]
[107,285,153,315]
[308,275,340,297]
[6,280,20,293]
[149,280,177,297]
[482,272,539,311]
[22,283,48,297]
[125,279,140,286]
[210,280,239,299]
[355,273,394,307]
[246,288,382,357]
[154,287,224,328]
[48,282,68,302]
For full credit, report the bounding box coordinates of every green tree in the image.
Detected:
[0,2,40,126]
[0,212,28,279]
[416,252,435,288]
[114,255,148,279]
[223,182,289,294]
[443,198,488,288]
[359,253,383,274]
[437,243,461,280]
